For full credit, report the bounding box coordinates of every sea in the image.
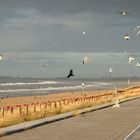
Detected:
[0,77,137,98]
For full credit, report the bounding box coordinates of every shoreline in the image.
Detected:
[0,82,140,108]
[0,79,139,99]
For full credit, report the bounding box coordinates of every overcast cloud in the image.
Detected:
[0,0,140,77]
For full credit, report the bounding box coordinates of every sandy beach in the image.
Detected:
[0,90,114,108]
[0,86,136,107]
[0,83,140,108]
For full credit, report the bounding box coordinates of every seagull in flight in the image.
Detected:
[134,26,140,36]
[124,34,130,40]
[134,62,140,69]
[82,57,92,64]
[0,55,3,62]
[109,68,113,73]
[82,31,87,35]
[67,69,74,78]
[118,11,129,16]
[128,56,134,64]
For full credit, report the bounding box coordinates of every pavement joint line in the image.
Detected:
[0,95,140,137]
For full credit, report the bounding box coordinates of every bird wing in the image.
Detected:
[128,58,131,64]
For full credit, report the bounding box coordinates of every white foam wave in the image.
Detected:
[92,82,113,86]
[0,81,58,86]
[0,82,112,93]
[0,85,82,93]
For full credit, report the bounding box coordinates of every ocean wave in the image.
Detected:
[0,82,112,93]
[92,82,113,86]
[0,81,58,86]
[0,85,82,93]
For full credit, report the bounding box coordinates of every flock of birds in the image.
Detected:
[0,11,140,79]
[67,11,140,78]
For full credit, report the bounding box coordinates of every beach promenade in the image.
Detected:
[1,97,140,140]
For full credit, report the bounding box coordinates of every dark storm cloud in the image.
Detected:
[37,0,140,18]
[0,0,140,16]
[34,0,140,19]
[0,0,140,77]
[1,0,140,31]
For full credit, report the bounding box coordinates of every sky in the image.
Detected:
[0,0,140,78]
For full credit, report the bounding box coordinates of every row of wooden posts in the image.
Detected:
[0,93,116,118]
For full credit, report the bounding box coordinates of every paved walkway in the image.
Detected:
[1,98,140,140]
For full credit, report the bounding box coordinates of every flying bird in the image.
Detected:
[82,31,87,35]
[82,57,92,64]
[128,56,134,64]
[67,69,74,78]
[124,34,130,40]
[108,68,114,78]
[109,68,114,73]
[134,26,140,36]
[0,55,3,62]
[118,11,129,16]
[134,62,140,70]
